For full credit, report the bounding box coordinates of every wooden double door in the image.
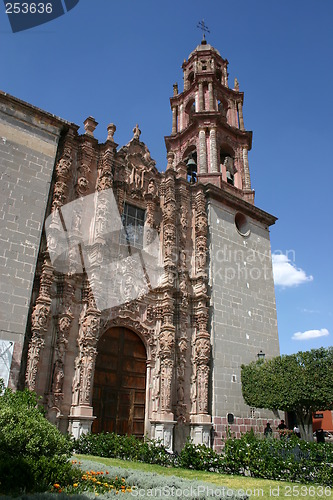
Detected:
[92,327,146,437]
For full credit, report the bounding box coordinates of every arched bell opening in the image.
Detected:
[92,327,147,438]
[183,146,197,184]
[219,145,237,187]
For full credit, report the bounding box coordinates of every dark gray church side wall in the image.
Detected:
[0,95,64,388]
[208,199,280,420]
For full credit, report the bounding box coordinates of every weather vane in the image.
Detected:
[197,19,210,38]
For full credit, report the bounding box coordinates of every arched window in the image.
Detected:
[215,69,222,83]
[188,72,194,86]
[184,98,196,128]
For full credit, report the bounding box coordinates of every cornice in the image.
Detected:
[204,183,277,227]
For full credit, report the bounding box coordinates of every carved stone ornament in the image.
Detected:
[97,174,113,192]
[196,237,207,271]
[160,358,173,411]
[195,337,211,364]
[159,327,175,357]
[56,156,72,179]
[195,214,208,233]
[197,364,209,413]
[31,303,50,329]
[26,336,45,391]
[76,176,89,195]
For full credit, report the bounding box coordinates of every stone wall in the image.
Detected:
[0,93,67,387]
[213,416,281,452]
[207,197,280,447]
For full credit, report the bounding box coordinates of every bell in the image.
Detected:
[226,170,234,185]
[186,158,197,184]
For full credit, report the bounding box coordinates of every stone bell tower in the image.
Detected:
[165,35,253,204]
[165,38,280,451]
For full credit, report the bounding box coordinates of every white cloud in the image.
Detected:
[292,328,329,341]
[272,254,313,287]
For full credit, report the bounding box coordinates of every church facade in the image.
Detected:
[0,39,280,452]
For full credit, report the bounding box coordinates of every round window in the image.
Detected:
[235,212,251,237]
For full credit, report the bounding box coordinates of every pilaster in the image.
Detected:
[198,128,207,173]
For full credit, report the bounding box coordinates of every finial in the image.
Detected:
[167,152,174,170]
[173,83,178,96]
[107,123,116,142]
[133,124,141,140]
[83,116,98,137]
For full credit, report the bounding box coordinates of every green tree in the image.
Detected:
[241,347,333,442]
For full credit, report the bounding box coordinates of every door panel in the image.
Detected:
[92,327,146,438]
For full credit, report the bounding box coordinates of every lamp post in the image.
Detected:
[257,350,265,361]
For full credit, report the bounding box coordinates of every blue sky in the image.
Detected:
[1,0,332,355]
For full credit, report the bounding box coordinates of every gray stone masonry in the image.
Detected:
[0,94,65,387]
[208,199,280,420]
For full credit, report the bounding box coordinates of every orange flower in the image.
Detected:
[105,471,109,475]
[73,483,79,488]
[53,484,60,489]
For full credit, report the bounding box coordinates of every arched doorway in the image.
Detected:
[92,327,146,437]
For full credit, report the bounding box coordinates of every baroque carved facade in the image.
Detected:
[2,38,280,451]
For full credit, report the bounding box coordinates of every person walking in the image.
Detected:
[264,422,273,438]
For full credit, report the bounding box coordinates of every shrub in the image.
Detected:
[0,380,75,493]
[222,431,333,485]
[0,456,34,493]
[0,383,71,460]
[178,440,223,471]
[74,432,173,466]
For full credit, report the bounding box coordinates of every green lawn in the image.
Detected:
[76,454,330,499]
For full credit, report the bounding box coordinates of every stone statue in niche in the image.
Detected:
[52,361,64,394]
[129,166,143,189]
[147,179,156,195]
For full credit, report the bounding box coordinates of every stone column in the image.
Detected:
[190,189,212,445]
[198,83,204,112]
[195,91,199,112]
[179,104,184,131]
[208,82,214,111]
[209,127,218,173]
[243,146,251,189]
[69,307,101,438]
[25,257,53,391]
[198,128,207,173]
[238,101,245,130]
[223,66,228,87]
[172,107,177,135]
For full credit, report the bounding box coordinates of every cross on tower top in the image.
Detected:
[197,19,210,42]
